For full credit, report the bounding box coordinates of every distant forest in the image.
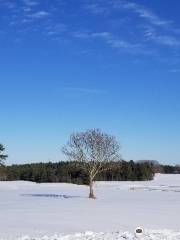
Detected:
[0,160,154,183]
[0,160,180,184]
[0,160,179,184]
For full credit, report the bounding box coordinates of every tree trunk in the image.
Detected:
[89,177,96,199]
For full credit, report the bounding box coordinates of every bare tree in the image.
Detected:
[0,144,8,166]
[62,129,121,199]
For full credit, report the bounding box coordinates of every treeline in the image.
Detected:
[0,160,154,184]
[136,160,180,174]
[157,164,180,174]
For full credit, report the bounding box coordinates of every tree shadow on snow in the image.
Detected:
[21,194,83,199]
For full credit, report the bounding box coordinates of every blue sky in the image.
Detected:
[0,0,180,165]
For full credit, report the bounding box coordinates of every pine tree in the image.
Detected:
[0,144,8,166]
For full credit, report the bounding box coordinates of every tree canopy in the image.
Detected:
[62,129,122,198]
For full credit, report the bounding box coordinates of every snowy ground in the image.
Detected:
[0,174,180,239]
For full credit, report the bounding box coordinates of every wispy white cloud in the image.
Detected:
[84,3,107,14]
[73,32,90,39]
[144,26,180,47]
[85,0,171,27]
[151,35,180,47]
[83,0,180,51]
[29,11,49,19]
[73,31,111,39]
[22,0,39,14]
[0,0,17,10]
[63,87,107,95]
[22,10,50,22]
[45,23,67,36]
[21,11,50,24]
[115,0,171,27]
[91,32,112,38]
[1,0,179,60]
[107,38,140,49]
[73,30,153,55]
[23,0,39,7]
[73,31,106,39]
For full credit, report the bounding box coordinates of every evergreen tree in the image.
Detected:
[0,144,8,165]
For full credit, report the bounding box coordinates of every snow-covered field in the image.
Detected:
[0,174,180,240]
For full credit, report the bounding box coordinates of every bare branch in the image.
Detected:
[62,129,121,198]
